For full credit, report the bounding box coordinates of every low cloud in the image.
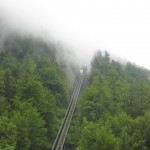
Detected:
[0,0,150,69]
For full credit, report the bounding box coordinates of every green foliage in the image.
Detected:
[82,51,150,118]
[12,100,49,150]
[76,118,121,150]
[0,116,17,150]
[76,111,150,150]
[67,50,150,150]
[0,35,70,149]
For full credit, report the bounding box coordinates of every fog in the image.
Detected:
[0,0,150,69]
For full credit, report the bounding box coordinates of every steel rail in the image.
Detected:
[52,75,83,150]
[56,76,83,150]
[51,79,79,150]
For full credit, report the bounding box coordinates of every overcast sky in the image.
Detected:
[0,0,150,68]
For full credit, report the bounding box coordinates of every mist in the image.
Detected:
[0,16,81,87]
[0,0,150,69]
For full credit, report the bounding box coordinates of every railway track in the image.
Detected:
[52,75,83,150]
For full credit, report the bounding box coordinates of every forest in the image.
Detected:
[1,31,150,150]
[0,32,77,150]
[66,51,150,150]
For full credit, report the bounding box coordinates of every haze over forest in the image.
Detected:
[1,0,150,69]
[1,1,150,150]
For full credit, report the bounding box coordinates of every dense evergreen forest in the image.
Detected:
[0,32,77,150]
[66,51,150,150]
[1,30,150,150]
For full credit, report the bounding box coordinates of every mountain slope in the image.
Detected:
[66,50,150,150]
[0,33,72,149]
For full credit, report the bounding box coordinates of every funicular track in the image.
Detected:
[52,75,83,150]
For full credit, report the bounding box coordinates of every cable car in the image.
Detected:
[80,69,83,75]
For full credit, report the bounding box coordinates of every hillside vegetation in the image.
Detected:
[1,32,150,150]
[66,51,150,150]
[0,34,72,150]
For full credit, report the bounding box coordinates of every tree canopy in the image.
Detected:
[66,50,150,150]
[0,34,71,149]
